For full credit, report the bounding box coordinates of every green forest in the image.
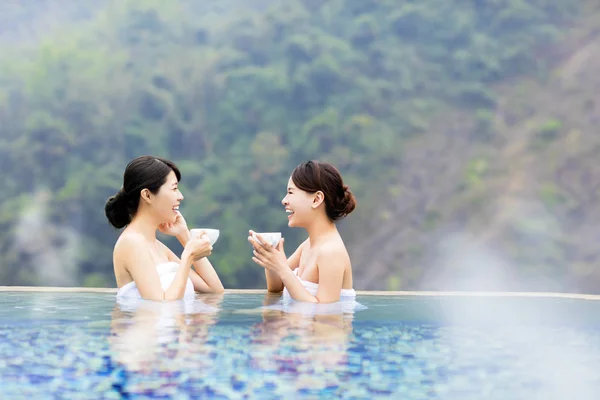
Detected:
[1,0,599,293]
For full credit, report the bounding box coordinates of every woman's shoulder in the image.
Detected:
[113,231,147,286]
[324,232,348,251]
[316,236,350,265]
[114,230,146,257]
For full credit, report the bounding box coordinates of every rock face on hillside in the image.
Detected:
[351,24,600,293]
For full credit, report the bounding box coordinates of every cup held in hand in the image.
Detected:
[252,232,282,247]
[190,228,220,245]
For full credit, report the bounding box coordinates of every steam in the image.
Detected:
[427,232,514,291]
[432,315,599,399]
[417,198,598,398]
[12,189,80,286]
[424,198,567,292]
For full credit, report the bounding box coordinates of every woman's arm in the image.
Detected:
[250,237,347,303]
[117,235,195,301]
[264,238,306,293]
[169,231,224,293]
[279,247,345,303]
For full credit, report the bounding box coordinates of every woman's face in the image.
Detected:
[150,171,183,223]
[281,177,316,228]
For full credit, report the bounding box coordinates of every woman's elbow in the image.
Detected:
[315,296,339,304]
[267,284,284,293]
[212,285,225,293]
[206,283,225,293]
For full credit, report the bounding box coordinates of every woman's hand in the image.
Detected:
[248,232,287,274]
[183,231,212,261]
[159,211,189,238]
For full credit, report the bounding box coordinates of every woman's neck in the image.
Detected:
[306,218,337,246]
[128,214,158,242]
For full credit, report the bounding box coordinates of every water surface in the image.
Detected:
[1,291,599,399]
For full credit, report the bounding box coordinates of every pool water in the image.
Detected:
[1,291,600,399]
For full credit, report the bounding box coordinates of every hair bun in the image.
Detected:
[105,156,182,229]
[291,160,357,221]
[340,186,356,218]
[104,189,132,229]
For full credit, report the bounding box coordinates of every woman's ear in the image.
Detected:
[140,188,152,204]
[312,191,325,209]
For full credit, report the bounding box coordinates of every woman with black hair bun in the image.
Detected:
[105,155,224,301]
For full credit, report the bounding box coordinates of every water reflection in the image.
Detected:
[107,292,364,396]
[249,293,355,394]
[109,294,223,372]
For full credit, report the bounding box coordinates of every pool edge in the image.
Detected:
[1,286,600,300]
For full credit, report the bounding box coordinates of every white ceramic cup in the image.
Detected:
[190,229,220,245]
[252,232,282,247]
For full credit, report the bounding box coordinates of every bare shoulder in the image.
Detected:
[316,238,350,269]
[113,231,148,286]
[114,231,146,261]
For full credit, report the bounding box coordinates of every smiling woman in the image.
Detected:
[105,156,224,301]
[249,160,357,304]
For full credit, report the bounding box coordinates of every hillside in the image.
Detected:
[0,0,598,293]
[351,4,600,292]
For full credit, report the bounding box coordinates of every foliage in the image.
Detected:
[0,0,584,289]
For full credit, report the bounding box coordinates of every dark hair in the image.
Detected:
[105,156,181,228]
[291,160,356,221]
